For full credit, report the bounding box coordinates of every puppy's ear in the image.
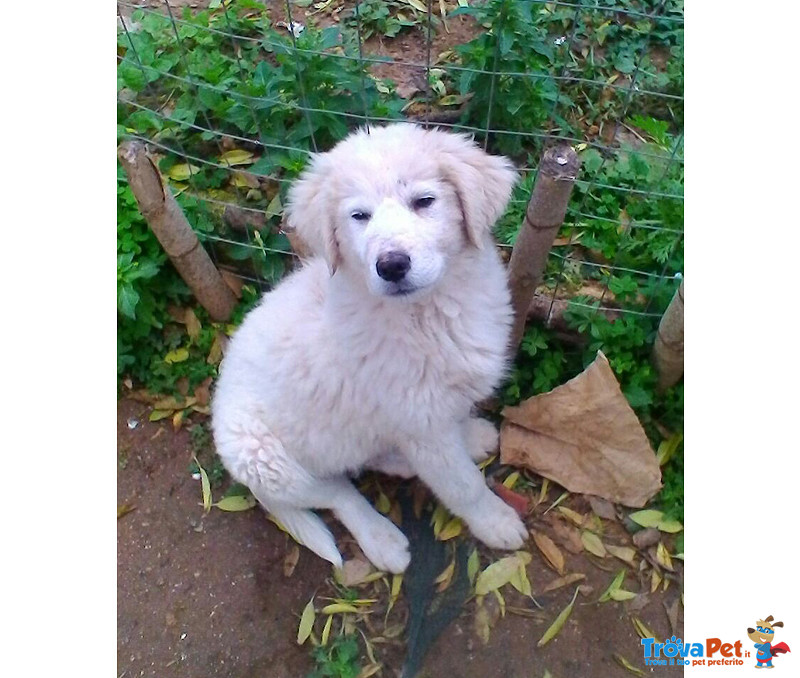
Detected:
[438,134,517,248]
[285,153,341,273]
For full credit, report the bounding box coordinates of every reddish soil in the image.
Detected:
[118,398,683,677]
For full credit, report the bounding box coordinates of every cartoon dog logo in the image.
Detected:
[747,616,791,668]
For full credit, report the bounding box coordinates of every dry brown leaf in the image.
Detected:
[500,352,662,507]
[588,496,617,520]
[548,518,584,554]
[338,558,374,587]
[541,572,585,594]
[283,544,300,577]
[533,532,566,575]
[633,528,661,550]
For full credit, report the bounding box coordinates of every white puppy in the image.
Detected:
[211,124,527,573]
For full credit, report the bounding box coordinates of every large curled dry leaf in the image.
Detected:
[500,352,662,507]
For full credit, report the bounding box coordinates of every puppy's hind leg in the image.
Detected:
[214,413,343,568]
[215,411,409,572]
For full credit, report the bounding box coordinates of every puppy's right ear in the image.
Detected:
[285,153,341,274]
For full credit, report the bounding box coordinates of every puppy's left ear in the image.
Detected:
[438,134,518,248]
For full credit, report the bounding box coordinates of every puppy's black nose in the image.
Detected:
[376,251,411,282]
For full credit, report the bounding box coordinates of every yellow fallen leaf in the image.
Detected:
[657,519,683,534]
[509,562,532,597]
[556,506,584,526]
[357,665,382,678]
[632,617,660,643]
[117,503,136,519]
[149,409,173,422]
[167,163,200,181]
[537,586,580,647]
[164,348,190,364]
[375,491,391,514]
[219,149,255,166]
[609,588,638,601]
[474,552,530,596]
[320,614,333,646]
[467,549,480,585]
[321,603,360,614]
[581,530,607,558]
[297,597,316,645]
[629,509,664,528]
[438,516,463,541]
[614,653,645,676]
[214,495,257,511]
[650,569,662,593]
[606,544,637,565]
[598,570,626,602]
[656,542,674,571]
[502,471,520,489]
[193,456,212,513]
[435,559,456,592]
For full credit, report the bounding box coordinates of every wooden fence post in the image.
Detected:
[507,144,581,354]
[118,140,237,322]
[653,280,684,391]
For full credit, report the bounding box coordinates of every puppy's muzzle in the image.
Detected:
[376,251,411,282]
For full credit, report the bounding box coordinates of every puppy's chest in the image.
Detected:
[344,308,503,403]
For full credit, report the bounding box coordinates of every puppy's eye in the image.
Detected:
[351,211,371,222]
[413,196,435,210]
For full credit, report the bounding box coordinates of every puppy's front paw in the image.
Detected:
[465,417,499,463]
[467,495,528,550]
[359,517,411,574]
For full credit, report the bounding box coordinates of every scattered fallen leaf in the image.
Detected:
[438,516,463,541]
[467,549,480,586]
[337,558,374,587]
[533,532,566,575]
[493,482,530,516]
[556,506,585,526]
[598,570,626,602]
[632,616,660,643]
[633,528,661,549]
[193,456,212,513]
[321,603,360,614]
[213,495,256,511]
[609,588,638,601]
[117,503,136,519]
[184,308,201,341]
[321,613,333,646]
[167,163,200,181]
[297,597,315,645]
[435,559,456,592]
[475,552,531,596]
[650,569,662,593]
[606,544,637,565]
[614,653,645,676]
[537,586,580,647]
[500,352,662,507]
[656,542,674,571]
[164,347,190,364]
[541,572,585,594]
[375,491,391,514]
[628,509,664,529]
[588,496,617,520]
[580,530,607,558]
[219,149,255,166]
[283,544,300,577]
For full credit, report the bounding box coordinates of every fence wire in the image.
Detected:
[117,0,684,330]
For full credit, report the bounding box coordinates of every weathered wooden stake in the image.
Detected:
[507,144,581,354]
[653,280,684,391]
[118,140,237,322]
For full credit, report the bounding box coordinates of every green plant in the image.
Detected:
[308,634,362,678]
[343,0,419,40]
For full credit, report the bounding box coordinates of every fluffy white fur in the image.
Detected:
[211,124,527,573]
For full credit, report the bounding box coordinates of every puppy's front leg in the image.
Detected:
[404,429,528,550]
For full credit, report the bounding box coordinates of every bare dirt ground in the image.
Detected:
[118,398,683,678]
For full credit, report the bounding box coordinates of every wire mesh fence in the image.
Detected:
[117,0,683,395]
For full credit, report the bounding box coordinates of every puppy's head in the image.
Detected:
[286,124,517,298]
